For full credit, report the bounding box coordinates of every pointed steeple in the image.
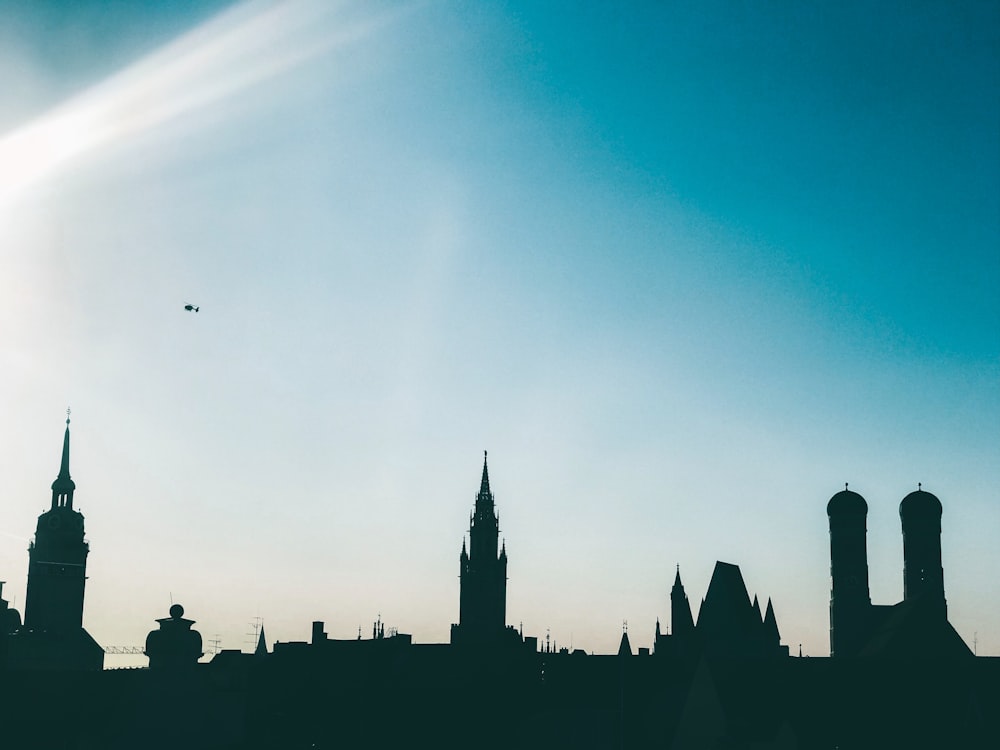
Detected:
[618,629,633,656]
[255,625,268,656]
[455,451,506,645]
[51,411,76,509]
[752,594,762,623]
[671,565,695,637]
[762,598,780,647]
[479,450,491,496]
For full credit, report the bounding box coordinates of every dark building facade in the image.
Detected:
[827,486,873,657]
[145,604,204,670]
[24,417,89,632]
[451,452,510,647]
[655,562,789,660]
[828,484,968,658]
[6,417,103,670]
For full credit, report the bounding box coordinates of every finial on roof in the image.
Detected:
[845,482,849,491]
[51,412,76,509]
[918,482,922,490]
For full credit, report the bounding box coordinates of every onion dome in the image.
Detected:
[899,486,942,519]
[827,485,867,516]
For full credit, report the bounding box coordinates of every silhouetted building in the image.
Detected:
[655,562,789,660]
[827,485,970,658]
[145,604,204,669]
[451,452,511,647]
[900,486,947,617]
[24,416,89,632]
[2,428,997,747]
[827,486,872,657]
[6,417,103,670]
[0,581,21,635]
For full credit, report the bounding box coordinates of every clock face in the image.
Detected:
[47,515,61,530]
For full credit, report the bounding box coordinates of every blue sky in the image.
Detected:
[1,0,997,664]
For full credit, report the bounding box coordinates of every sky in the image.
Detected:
[0,0,997,667]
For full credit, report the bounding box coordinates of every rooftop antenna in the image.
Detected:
[245,616,263,653]
[973,632,978,656]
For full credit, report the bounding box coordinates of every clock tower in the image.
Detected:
[23,415,90,633]
[451,452,508,647]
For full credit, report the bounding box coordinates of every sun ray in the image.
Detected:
[0,0,408,206]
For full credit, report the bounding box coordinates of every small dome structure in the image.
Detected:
[145,604,203,670]
[827,487,867,517]
[899,488,942,519]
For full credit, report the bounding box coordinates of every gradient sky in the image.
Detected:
[1,0,997,666]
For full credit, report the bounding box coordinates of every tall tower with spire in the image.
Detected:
[23,414,91,633]
[670,566,695,639]
[452,452,508,646]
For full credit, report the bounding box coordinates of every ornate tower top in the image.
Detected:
[50,410,76,510]
[479,450,492,498]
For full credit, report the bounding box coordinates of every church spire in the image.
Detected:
[479,450,490,496]
[50,410,76,509]
[762,598,781,647]
[671,565,695,637]
[255,624,268,656]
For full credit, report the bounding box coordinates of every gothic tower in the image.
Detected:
[452,452,507,646]
[827,486,872,657]
[670,566,695,638]
[899,486,946,618]
[23,416,91,633]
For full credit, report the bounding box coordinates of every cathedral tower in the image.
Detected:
[827,486,872,657]
[452,452,507,646]
[899,486,946,618]
[23,416,91,633]
[670,566,695,638]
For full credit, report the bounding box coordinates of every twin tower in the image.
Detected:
[827,485,951,657]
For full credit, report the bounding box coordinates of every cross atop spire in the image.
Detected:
[51,411,76,509]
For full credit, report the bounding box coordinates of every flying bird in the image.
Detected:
[184,304,199,312]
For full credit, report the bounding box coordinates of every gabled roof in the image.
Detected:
[858,600,973,659]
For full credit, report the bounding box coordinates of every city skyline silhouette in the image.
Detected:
[1,418,994,748]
